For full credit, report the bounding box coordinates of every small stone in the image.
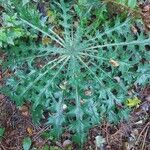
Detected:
[85,89,92,96]
[63,104,67,110]
[80,99,85,104]
[63,139,72,148]
[143,5,150,12]
[114,76,121,82]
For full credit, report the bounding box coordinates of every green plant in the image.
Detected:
[0,13,25,47]
[75,0,108,31]
[1,0,150,144]
[23,137,32,150]
[0,127,5,140]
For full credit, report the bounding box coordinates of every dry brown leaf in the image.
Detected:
[19,105,28,112]
[131,25,138,34]
[27,127,33,135]
[109,59,119,67]
[19,105,29,116]
[140,2,150,32]
[54,28,63,35]
[42,36,52,45]
[22,111,29,117]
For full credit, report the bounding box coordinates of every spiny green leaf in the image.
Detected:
[128,0,137,8]
[23,137,32,150]
[0,127,5,140]
[22,0,30,6]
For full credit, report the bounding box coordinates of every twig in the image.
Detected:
[0,143,6,150]
[33,125,51,140]
[106,122,110,146]
[141,126,149,150]
[135,121,150,145]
